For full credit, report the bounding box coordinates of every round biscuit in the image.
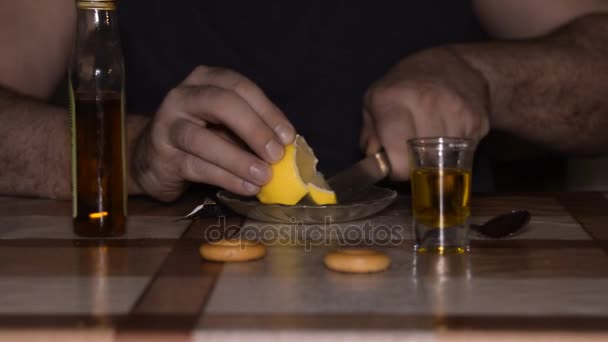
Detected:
[324,249,391,273]
[200,239,266,262]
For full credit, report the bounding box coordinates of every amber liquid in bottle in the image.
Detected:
[72,92,126,237]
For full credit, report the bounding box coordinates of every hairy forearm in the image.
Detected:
[0,88,70,198]
[451,14,608,155]
[0,87,148,199]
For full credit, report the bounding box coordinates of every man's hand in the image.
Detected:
[362,48,491,181]
[132,66,296,202]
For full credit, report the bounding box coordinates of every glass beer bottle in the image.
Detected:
[69,0,126,237]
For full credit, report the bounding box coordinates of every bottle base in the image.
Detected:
[73,216,126,238]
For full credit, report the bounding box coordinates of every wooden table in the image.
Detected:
[0,192,607,341]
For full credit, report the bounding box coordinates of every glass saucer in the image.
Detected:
[216,186,397,224]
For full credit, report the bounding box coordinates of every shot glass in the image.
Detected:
[407,137,476,254]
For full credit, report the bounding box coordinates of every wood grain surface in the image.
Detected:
[0,192,607,341]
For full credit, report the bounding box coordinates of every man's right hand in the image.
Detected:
[131,66,296,202]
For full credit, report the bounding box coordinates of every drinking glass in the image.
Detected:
[408,137,476,254]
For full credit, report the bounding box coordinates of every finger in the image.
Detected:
[373,108,416,181]
[207,124,247,148]
[360,109,382,155]
[170,119,272,186]
[184,66,296,145]
[173,85,286,163]
[425,91,475,138]
[442,114,463,138]
[366,134,382,156]
[434,98,469,138]
[180,155,261,196]
[461,103,490,141]
[408,106,446,138]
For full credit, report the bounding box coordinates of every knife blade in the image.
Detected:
[328,151,391,202]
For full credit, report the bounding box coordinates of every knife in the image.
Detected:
[328,151,391,203]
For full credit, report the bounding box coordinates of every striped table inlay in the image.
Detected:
[0,193,607,341]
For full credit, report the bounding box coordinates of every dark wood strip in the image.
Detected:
[118,215,243,331]
[398,240,601,250]
[0,239,177,248]
[557,192,608,241]
[119,314,208,331]
[271,239,602,252]
[0,238,598,249]
[0,197,71,216]
[1,313,607,332]
[0,314,195,330]
[471,195,567,217]
[115,330,191,342]
[199,313,435,330]
[0,192,208,217]
[5,240,601,277]
[411,247,608,278]
[444,315,608,332]
[469,240,600,249]
[0,314,123,328]
[556,192,608,217]
[0,245,171,276]
[198,313,608,332]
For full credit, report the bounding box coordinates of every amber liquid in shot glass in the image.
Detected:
[412,168,471,228]
[408,138,475,254]
[411,168,471,253]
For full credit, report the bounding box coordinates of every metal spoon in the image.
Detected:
[470,210,531,239]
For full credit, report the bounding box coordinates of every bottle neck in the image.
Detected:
[71,3,123,98]
[76,7,119,36]
[76,0,116,11]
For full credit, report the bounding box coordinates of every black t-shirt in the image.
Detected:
[118,1,491,188]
